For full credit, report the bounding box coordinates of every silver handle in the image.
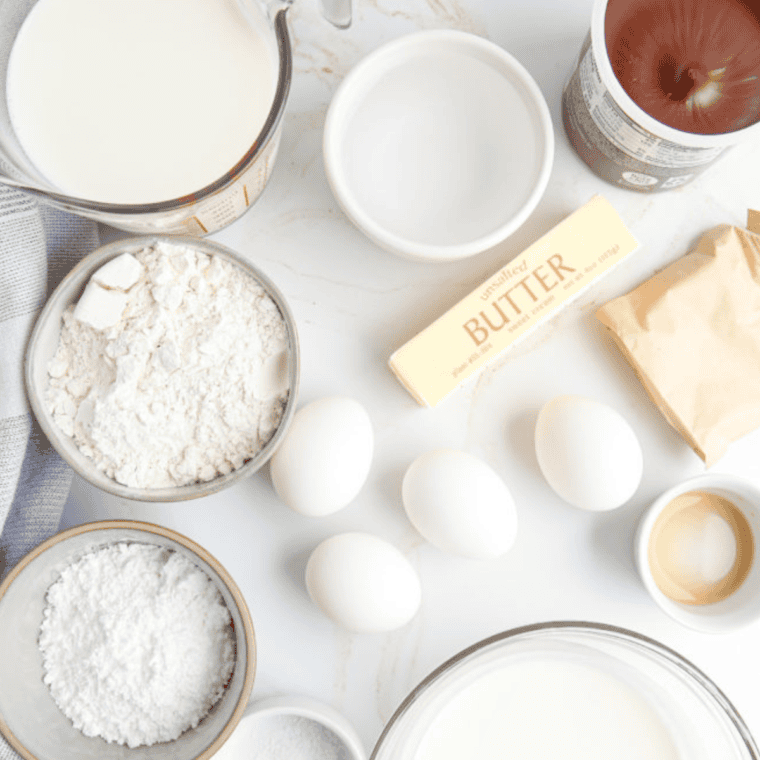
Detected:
[319,0,351,28]
[263,0,351,28]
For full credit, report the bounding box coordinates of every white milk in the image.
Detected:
[414,658,682,760]
[7,0,276,204]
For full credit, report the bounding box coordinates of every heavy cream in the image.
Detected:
[413,658,681,760]
[7,0,276,204]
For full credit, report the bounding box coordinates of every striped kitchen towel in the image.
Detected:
[0,187,98,760]
[0,187,99,578]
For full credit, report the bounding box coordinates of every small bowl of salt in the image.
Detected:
[213,695,366,760]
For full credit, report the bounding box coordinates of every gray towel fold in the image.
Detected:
[0,186,99,760]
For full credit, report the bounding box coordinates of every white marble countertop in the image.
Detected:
[61,0,760,754]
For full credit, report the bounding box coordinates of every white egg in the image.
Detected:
[535,395,643,512]
[402,449,518,559]
[270,396,373,516]
[305,532,421,633]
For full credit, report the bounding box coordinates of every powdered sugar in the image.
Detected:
[38,542,235,748]
[45,241,291,488]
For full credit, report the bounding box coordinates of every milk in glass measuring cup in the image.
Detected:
[0,0,350,235]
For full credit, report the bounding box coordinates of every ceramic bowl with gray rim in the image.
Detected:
[24,235,300,502]
[0,520,256,760]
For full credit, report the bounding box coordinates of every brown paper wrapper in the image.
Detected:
[597,212,760,466]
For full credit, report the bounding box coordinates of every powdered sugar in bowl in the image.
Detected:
[25,235,300,501]
[0,520,256,760]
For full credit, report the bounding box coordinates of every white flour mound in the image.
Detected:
[46,241,291,488]
[39,542,236,748]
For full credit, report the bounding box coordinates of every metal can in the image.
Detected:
[562,0,760,192]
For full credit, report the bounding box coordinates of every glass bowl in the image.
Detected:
[371,621,758,760]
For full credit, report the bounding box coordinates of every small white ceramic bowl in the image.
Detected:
[25,235,300,502]
[635,474,760,633]
[0,520,256,760]
[213,694,366,760]
[323,29,554,262]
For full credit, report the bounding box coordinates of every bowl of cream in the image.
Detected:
[371,622,758,760]
[323,29,554,262]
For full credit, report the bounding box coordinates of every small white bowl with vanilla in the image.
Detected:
[636,474,760,633]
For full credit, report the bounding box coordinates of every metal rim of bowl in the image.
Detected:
[24,234,300,502]
[0,519,257,760]
[369,620,759,759]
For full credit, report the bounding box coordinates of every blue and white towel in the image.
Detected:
[0,186,98,760]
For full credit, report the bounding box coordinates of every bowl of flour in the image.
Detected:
[25,235,299,501]
[0,519,256,760]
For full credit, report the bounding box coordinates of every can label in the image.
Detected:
[562,34,728,191]
[579,47,724,168]
[184,134,281,235]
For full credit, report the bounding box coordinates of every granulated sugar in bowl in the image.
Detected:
[25,235,300,502]
[0,520,256,760]
[213,695,366,760]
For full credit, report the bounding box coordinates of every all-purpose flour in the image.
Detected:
[46,241,290,488]
[38,542,235,748]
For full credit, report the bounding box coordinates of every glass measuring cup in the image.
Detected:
[0,0,351,235]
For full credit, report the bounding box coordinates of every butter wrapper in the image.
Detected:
[597,212,760,466]
[389,195,639,406]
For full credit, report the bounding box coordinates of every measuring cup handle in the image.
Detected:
[319,0,351,28]
[267,0,350,28]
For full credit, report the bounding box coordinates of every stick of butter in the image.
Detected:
[389,195,639,406]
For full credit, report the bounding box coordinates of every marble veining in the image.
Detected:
[61,0,760,754]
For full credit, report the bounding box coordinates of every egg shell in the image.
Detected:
[305,532,421,633]
[270,397,373,516]
[535,395,643,512]
[402,449,517,559]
